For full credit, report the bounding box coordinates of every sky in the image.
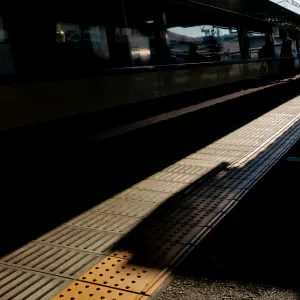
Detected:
[270,0,300,14]
[168,26,230,38]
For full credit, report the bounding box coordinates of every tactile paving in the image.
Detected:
[177,158,225,168]
[102,189,170,204]
[190,185,248,201]
[149,171,199,184]
[66,211,141,234]
[36,226,121,255]
[132,179,187,193]
[163,164,208,176]
[128,221,207,245]
[200,147,249,158]
[108,242,190,266]
[92,200,161,218]
[0,243,103,279]
[2,94,300,300]
[78,256,164,295]
[0,264,72,300]
[147,207,220,228]
[51,280,148,300]
[188,153,236,164]
[177,195,236,213]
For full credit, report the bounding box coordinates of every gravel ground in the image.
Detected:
[158,142,300,300]
[159,276,298,300]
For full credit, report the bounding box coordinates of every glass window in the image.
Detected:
[248,31,275,60]
[167,25,241,64]
[0,18,15,76]
[114,27,152,66]
[0,18,7,42]
[113,17,173,67]
[56,22,111,70]
[274,36,282,58]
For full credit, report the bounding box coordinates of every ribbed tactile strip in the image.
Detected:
[101,189,170,204]
[66,211,141,234]
[132,179,187,193]
[92,200,161,218]
[36,226,122,255]
[0,264,72,300]
[0,243,103,279]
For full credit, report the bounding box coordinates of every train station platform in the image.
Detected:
[1,95,300,300]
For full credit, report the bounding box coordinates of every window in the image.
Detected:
[248,31,275,59]
[167,25,240,64]
[0,18,15,76]
[114,27,153,66]
[0,18,7,43]
[56,22,111,70]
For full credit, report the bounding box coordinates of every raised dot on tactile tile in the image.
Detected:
[121,278,125,281]
[59,295,63,298]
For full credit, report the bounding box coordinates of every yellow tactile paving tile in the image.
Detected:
[51,281,149,300]
[78,256,166,296]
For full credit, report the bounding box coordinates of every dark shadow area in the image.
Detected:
[164,131,300,295]
[92,119,300,297]
[1,78,299,260]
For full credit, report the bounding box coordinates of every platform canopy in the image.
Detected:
[270,0,300,15]
[189,0,300,26]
